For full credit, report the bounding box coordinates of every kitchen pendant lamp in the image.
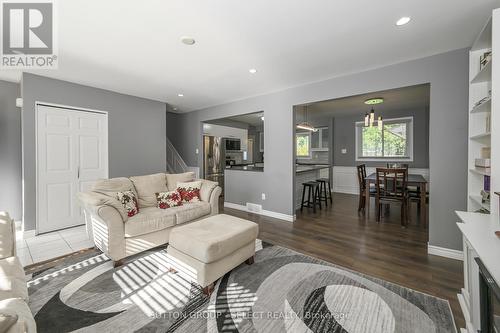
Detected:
[297,105,317,132]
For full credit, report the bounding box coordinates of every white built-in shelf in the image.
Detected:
[469,195,491,212]
[456,211,500,286]
[470,132,491,140]
[469,168,491,176]
[471,18,492,52]
[471,60,492,84]
[470,97,491,114]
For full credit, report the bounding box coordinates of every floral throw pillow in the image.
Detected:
[116,191,139,217]
[156,190,182,209]
[176,181,202,203]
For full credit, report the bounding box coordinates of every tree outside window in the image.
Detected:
[296,132,311,158]
[357,117,412,161]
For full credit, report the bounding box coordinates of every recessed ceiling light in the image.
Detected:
[261,116,264,121]
[180,36,195,45]
[249,68,257,74]
[396,17,411,26]
[173,107,177,111]
[177,93,184,97]
[364,98,384,105]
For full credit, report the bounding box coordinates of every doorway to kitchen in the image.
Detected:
[202,111,264,198]
[293,84,430,238]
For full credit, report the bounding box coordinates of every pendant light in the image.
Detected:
[297,105,317,132]
[378,115,383,130]
[362,97,384,128]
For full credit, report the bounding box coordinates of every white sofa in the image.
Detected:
[0,212,36,333]
[78,172,222,266]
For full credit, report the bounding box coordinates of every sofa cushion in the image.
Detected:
[0,257,28,302]
[130,173,168,208]
[170,201,211,225]
[124,207,176,238]
[0,212,15,260]
[166,172,195,191]
[92,177,137,197]
[177,181,202,203]
[156,191,182,209]
[169,214,258,263]
[0,298,35,333]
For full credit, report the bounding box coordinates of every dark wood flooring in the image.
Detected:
[221,192,464,329]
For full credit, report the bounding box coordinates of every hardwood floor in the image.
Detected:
[221,192,464,329]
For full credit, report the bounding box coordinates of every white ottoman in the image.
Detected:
[168,214,258,294]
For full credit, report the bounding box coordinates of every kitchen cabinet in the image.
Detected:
[311,127,329,151]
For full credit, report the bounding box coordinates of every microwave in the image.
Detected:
[225,139,241,151]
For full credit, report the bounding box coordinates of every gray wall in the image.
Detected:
[167,48,469,251]
[22,73,167,231]
[333,106,430,168]
[0,80,22,220]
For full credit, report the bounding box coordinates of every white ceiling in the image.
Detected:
[0,0,497,112]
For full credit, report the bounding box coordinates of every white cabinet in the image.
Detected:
[459,236,481,333]
[311,127,329,151]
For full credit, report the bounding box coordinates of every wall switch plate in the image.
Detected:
[261,193,266,200]
[195,148,199,154]
[341,148,347,154]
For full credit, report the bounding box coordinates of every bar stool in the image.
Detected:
[300,181,322,213]
[316,178,333,206]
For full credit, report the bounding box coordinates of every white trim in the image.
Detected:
[35,101,109,115]
[355,116,414,162]
[35,101,110,236]
[224,202,295,222]
[428,244,463,261]
[22,230,36,239]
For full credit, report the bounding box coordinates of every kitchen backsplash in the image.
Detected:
[306,151,329,164]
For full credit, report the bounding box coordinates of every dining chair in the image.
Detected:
[387,163,422,221]
[356,164,375,213]
[375,168,408,227]
[386,163,409,169]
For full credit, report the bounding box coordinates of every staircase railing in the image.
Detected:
[166,137,189,174]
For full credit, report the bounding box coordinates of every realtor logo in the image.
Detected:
[1,0,57,68]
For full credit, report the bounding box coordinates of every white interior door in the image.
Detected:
[37,104,108,234]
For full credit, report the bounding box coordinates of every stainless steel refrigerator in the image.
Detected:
[203,136,225,195]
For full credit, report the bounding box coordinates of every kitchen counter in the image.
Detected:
[295,165,331,209]
[225,165,264,172]
[296,165,330,174]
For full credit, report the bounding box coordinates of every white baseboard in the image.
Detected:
[14,221,36,239]
[428,245,463,261]
[22,230,36,239]
[224,202,294,222]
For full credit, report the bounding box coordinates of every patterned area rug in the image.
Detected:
[27,241,457,333]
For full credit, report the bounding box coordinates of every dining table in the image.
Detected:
[365,172,428,228]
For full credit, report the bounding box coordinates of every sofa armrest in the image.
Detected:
[195,179,219,202]
[208,186,222,215]
[85,205,126,261]
[0,212,15,259]
[78,191,128,222]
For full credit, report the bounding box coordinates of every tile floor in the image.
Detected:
[16,225,94,267]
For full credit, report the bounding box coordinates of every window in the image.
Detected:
[355,117,413,161]
[296,132,311,158]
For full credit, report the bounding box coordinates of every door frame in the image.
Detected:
[35,101,109,235]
